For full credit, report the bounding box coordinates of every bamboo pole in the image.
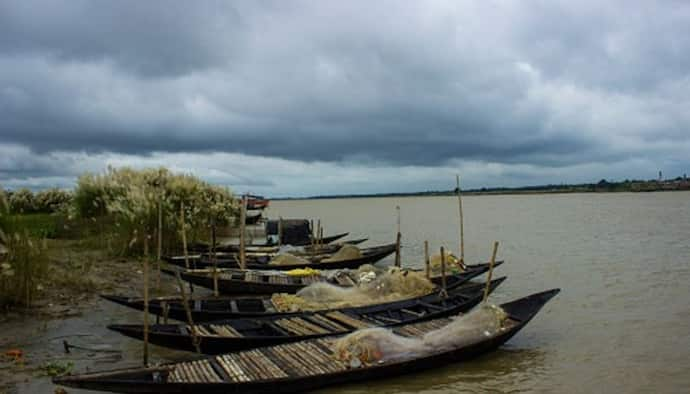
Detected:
[483,241,499,304]
[310,220,315,249]
[319,227,324,249]
[440,246,448,298]
[424,240,430,279]
[211,219,218,297]
[143,235,150,366]
[316,219,321,249]
[278,217,283,248]
[174,271,201,354]
[180,201,193,293]
[239,196,247,269]
[395,206,401,267]
[156,198,162,290]
[456,175,465,267]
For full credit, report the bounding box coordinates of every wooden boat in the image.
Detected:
[107,278,506,354]
[53,289,559,394]
[181,238,369,266]
[245,194,269,210]
[100,263,496,322]
[166,243,399,275]
[161,259,501,296]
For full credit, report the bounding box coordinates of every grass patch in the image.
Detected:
[0,214,62,239]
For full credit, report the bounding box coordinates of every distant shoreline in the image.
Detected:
[272,179,690,200]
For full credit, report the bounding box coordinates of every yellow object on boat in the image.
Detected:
[285,267,321,277]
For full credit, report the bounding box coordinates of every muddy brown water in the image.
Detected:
[6,192,690,393]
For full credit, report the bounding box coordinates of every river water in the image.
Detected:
[10,192,690,393]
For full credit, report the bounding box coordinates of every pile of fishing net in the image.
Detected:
[333,304,509,367]
[322,245,362,262]
[429,251,466,275]
[268,253,311,266]
[270,267,435,312]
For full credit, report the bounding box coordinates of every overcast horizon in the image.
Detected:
[2,1,689,197]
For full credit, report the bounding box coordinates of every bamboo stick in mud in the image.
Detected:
[143,235,150,366]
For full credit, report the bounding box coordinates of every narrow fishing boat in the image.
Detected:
[107,278,506,354]
[179,238,370,267]
[166,243,399,280]
[101,263,493,321]
[53,289,559,394]
[161,259,502,296]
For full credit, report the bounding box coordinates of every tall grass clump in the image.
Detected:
[5,187,72,214]
[0,189,49,309]
[72,167,238,256]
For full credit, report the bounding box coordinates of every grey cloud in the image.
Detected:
[0,0,689,193]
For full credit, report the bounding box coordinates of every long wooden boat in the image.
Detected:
[180,238,369,266]
[166,243,399,279]
[53,289,559,394]
[187,232,351,253]
[101,263,494,322]
[162,259,503,296]
[107,278,506,354]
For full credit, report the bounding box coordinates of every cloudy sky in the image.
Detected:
[1,1,689,197]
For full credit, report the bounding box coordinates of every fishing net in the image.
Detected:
[285,267,321,277]
[268,253,311,266]
[429,251,465,275]
[332,304,510,366]
[322,245,362,262]
[270,268,434,312]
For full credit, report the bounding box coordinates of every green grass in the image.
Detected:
[0,213,63,239]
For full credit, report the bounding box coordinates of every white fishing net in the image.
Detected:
[332,304,509,366]
[270,267,434,312]
[322,245,362,262]
[268,253,311,266]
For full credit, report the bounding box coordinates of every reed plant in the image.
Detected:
[72,167,238,256]
[0,189,49,309]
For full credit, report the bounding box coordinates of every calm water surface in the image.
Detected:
[12,192,690,393]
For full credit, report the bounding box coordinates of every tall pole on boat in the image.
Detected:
[395,205,401,267]
[439,246,447,298]
[278,217,283,248]
[424,240,430,279]
[483,241,499,304]
[174,271,201,353]
[142,234,150,366]
[316,219,321,249]
[456,175,465,267]
[239,195,247,269]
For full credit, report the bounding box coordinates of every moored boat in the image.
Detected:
[165,243,399,281]
[54,289,559,394]
[161,259,502,296]
[107,278,506,354]
[101,262,494,321]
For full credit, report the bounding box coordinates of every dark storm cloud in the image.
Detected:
[1,0,690,192]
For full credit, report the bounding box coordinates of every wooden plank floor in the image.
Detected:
[166,317,464,384]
